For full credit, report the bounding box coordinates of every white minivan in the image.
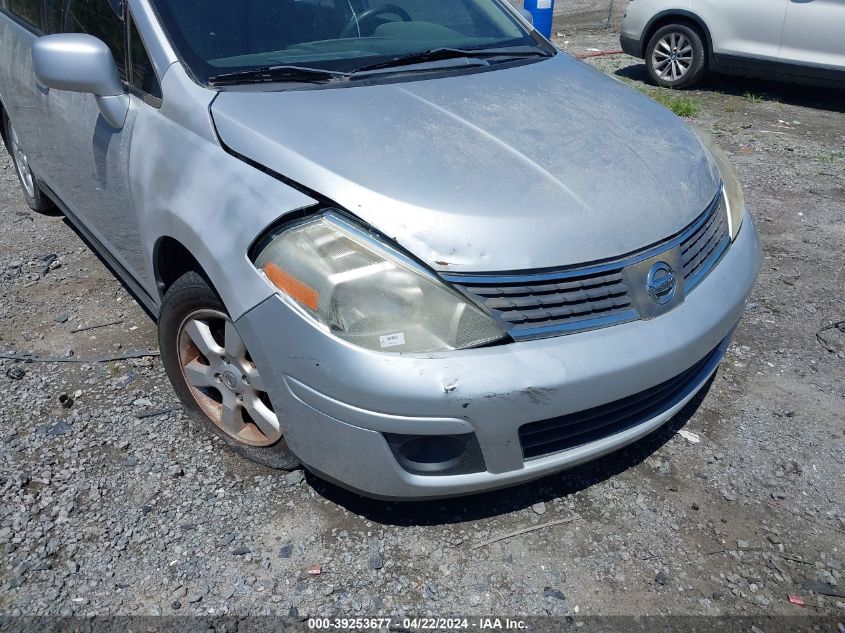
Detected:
[620,0,845,88]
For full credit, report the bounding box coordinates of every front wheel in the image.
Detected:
[159,272,301,470]
[645,24,707,89]
[2,112,56,213]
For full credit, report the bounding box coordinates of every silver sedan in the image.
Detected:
[0,0,760,498]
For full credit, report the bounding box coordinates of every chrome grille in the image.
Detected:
[454,270,637,339]
[443,187,730,341]
[681,194,731,292]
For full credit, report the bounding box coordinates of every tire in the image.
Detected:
[645,24,707,89]
[159,271,301,470]
[2,111,56,213]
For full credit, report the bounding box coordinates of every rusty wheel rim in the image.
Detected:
[177,309,281,447]
[9,123,35,198]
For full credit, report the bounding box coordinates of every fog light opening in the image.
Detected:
[384,432,486,476]
[396,436,467,474]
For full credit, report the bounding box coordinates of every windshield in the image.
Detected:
[149,0,548,84]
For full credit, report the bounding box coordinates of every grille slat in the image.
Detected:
[487,282,630,312]
[465,273,627,299]
[681,204,721,260]
[453,268,634,335]
[519,346,721,460]
[685,219,723,276]
[444,189,730,340]
[501,296,633,324]
[681,194,730,291]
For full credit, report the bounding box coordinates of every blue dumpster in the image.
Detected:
[523,0,555,39]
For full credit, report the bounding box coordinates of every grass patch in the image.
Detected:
[818,149,845,164]
[637,86,700,118]
[661,95,701,117]
[743,92,765,104]
[611,75,700,118]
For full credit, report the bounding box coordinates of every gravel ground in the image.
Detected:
[1,31,844,623]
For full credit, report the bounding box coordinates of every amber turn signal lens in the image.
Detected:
[263,262,319,311]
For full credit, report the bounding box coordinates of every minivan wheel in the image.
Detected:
[159,272,301,470]
[645,24,707,89]
[2,112,56,213]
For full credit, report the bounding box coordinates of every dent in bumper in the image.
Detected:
[235,210,761,498]
[280,334,728,499]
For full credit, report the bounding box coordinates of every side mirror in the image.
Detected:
[32,34,129,130]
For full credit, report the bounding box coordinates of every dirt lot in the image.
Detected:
[1,26,844,627]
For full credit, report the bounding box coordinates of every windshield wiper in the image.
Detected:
[208,65,350,86]
[207,47,551,86]
[350,47,551,75]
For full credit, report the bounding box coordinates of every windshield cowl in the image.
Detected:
[208,65,351,87]
[208,46,555,87]
[349,46,552,76]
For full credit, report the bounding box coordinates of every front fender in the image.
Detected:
[130,66,316,320]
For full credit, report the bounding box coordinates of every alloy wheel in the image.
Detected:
[9,123,35,198]
[651,32,694,82]
[177,309,282,447]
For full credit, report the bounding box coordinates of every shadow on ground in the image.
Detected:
[308,376,716,526]
[615,63,845,113]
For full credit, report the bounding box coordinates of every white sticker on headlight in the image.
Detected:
[379,333,406,349]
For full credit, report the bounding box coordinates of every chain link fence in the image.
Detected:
[553,0,629,34]
[507,0,630,35]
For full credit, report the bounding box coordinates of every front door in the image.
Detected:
[697,0,788,62]
[36,0,150,286]
[779,0,845,70]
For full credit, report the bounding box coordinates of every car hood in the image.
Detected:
[211,54,720,273]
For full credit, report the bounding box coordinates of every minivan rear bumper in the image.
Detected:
[235,210,761,499]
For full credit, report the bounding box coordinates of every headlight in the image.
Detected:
[693,128,746,240]
[254,212,507,353]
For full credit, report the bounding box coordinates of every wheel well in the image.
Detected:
[643,13,711,59]
[155,237,208,297]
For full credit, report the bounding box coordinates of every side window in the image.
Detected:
[7,0,44,30]
[64,0,128,80]
[129,15,162,101]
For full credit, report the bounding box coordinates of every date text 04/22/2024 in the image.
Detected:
[307,618,527,630]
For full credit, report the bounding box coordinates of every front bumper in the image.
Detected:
[620,33,643,59]
[619,0,659,60]
[236,211,761,499]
